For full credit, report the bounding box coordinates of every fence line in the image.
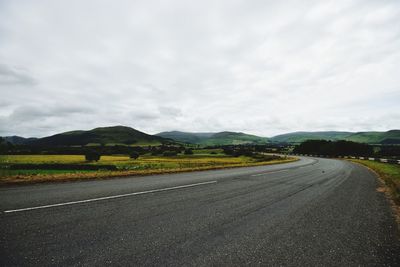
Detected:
[289,154,400,165]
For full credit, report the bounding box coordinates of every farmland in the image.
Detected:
[0,151,296,185]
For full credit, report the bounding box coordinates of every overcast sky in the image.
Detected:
[1,0,399,137]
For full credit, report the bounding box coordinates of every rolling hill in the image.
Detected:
[156,131,269,145]
[155,131,214,144]
[344,130,400,144]
[203,132,269,145]
[4,127,399,147]
[269,130,400,144]
[30,126,170,146]
[269,131,353,143]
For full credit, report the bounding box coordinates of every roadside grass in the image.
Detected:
[349,159,400,205]
[0,154,297,185]
[0,169,95,176]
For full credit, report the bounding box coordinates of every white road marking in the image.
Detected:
[251,169,289,177]
[3,180,217,214]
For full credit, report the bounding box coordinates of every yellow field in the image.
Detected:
[1,155,88,164]
[0,154,253,168]
[1,155,128,164]
[0,154,297,185]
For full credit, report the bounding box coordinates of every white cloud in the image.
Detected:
[0,0,399,137]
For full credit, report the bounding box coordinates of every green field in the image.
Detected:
[350,159,400,204]
[0,154,296,184]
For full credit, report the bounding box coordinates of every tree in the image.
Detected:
[151,150,161,156]
[85,151,101,161]
[129,151,140,159]
[223,147,234,155]
[234,148,253,157]
[184,148,193,155]
[0,137,13,154]
[163,151,178,156]
[293,140,373,156]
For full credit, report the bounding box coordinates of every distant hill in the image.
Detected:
[156,131,269,145]
[155,131,214,144]
[3,136,38,145]
[345,130,400,144]
[4,127,399,147]
[30,126,170,146]
[203,132,269,145]
[269,131,353,143]
[270,130,400,144]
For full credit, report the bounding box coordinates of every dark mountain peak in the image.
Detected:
[30,125,168,146]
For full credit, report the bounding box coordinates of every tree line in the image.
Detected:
[2,137,399,159]
[293,140,373,157]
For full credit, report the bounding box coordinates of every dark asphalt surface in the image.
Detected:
[1,157,400,266]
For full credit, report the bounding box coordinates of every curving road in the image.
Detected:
[1,157,400,266]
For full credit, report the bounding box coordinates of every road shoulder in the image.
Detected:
[347,159,400,226]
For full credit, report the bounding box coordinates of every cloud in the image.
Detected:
[158,106,182,118]
[0,0,399,137]
[0,64,37,85]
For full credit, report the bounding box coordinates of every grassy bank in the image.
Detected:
[0,154,297,185]
[349,159,400,205]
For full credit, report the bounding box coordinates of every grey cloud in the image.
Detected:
[158,107,182,118]
[130,112,159,121]
[9,104,94,121]
[0,104,97,136]
[0,64,37,85]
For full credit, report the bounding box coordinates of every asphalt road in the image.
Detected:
[1,157,400,266]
